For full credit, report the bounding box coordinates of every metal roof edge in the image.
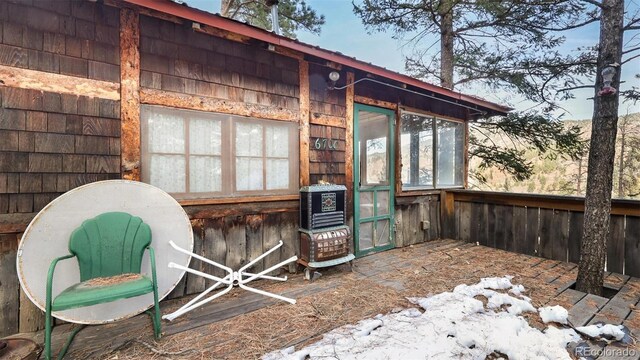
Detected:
[123,0,512,115]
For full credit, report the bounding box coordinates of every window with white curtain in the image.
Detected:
[400,111,465,189]
[141,105,298,198]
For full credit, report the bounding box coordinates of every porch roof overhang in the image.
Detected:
[122,0,513,116]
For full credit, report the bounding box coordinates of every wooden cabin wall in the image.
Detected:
[134,13,305,301]
[0,0,122,336]
[0,0,463,336]
[138,14,300,113]
[394,195,442,247]
[0,1,122,216]
[307,65,347,185]
[307,63,350,213]
[166,202,299,299]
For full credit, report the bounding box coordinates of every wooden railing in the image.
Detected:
[439,190,640,277]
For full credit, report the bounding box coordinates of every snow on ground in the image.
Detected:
[262,276,608,360]
[539,305,569,325]
[576,323,626,341]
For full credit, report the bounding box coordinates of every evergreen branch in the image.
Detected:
[580,0,604,8]
[624,17,640,30]
[622,46,640,55]
[557,85,596,92]
[622,53,640,65]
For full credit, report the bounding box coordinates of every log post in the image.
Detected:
[299,60,310,187]
[345,72,355,219]
[120,8,141,181]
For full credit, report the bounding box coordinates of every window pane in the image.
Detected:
[148,114,184,154]
[266,159,289,190]
[236,157,263,191]
[142,105,298,198]
[436,120,464,187]
[359,222,373,250]
[359,191,374,218]
[150,154,185,193]
[190,156,221,192]
[358,111,389,186]
[377,191,389,216]
[376,219,390,246]
[236,122,263,157]
[266,125,289,157]
[401,113,433,188]
[366,137,387,184]
[190,118,221,155]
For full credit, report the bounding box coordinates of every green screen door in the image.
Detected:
[354,104,395,256]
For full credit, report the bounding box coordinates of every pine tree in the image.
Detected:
[576,0,628,295]
[351,0,640,182]
[220,0,325,38]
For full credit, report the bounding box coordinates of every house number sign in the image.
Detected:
[314,138,339,150]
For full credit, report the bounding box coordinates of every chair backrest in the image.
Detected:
[69,212,152,281]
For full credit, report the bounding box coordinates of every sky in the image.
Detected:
[184,0,639,120]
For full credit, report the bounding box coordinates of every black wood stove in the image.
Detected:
[299,184,354,279]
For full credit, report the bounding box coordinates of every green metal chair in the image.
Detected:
[44,212,162,360]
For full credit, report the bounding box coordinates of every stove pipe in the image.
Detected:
[266,0,280,35]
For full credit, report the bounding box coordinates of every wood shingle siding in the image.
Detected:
[138,15,299,111]
[0,87,121,214]
[0,1,120,82]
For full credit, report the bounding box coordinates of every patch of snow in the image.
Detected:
[510,284,526,296]
[486,292,537,315]
[263,276,582,360]
[539,305,569,324]
[576,323,626,340]
[353,319,383,337]
[452,276,536,315]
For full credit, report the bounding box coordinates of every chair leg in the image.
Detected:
[152,285,162,339]
[56,325,86,360]
[45,303,52,360]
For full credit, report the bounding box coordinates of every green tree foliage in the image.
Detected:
[469,112,584,181]
[220,0,325,38]
[354,0,597,101]
[352,0,640,183]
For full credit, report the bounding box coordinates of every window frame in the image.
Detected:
[140,105,299,200]
[399,110,466,191]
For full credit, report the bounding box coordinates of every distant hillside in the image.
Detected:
[469,112,640,199]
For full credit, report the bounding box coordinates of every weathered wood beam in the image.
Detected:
[354,95,397,110]
[394,107,402,196]
[0,65,120,100]
[400,105,465,124]
[0,246,19,337]
[450,190,640,217]
[463,120,469,188]
[440,190,456,239]
[309,113,345,128]
[0,213,36,234]
[179,194,298,207]
[120,7,141,181]
[19,287,44,333]
[184,200,299,219]
[140,88,299,122]
[299,60,310,187]
[345,72,355,216]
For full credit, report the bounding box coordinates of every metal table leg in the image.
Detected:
[163,240,297,321]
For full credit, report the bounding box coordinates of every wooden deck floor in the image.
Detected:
[7,239,640,359]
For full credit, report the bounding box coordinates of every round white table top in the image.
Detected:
[17,180,193,324]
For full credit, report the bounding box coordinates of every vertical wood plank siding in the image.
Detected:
[450,191,640,277]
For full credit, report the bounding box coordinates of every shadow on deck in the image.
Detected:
[6,239,640,359]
